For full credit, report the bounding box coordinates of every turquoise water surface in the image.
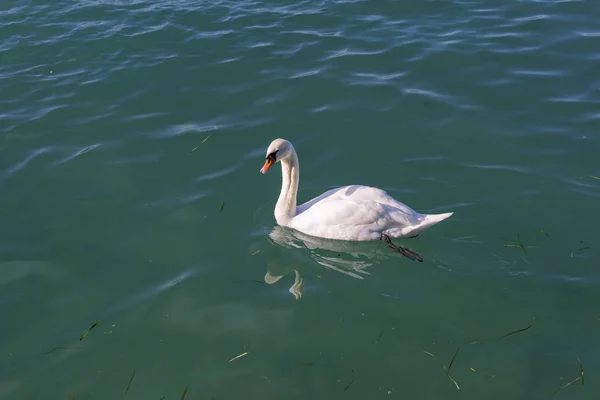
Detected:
[1,0,599,399]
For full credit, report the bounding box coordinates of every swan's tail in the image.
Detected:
[406,212,453,237]
[422,212,453,227]
[388,211,453,238]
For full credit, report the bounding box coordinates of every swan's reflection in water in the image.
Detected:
[264,226,395,299]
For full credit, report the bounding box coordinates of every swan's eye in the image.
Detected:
[267,150,279,161]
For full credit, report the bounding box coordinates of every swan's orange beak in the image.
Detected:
[260,157,274,174]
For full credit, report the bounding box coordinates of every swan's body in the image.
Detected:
[260,139,453,252]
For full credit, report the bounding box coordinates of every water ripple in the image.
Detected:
[289,68,326,79]
[2,148,53,179]
[53,143,103,165]
[104,267,202,316]
[196,165,239,183]
[0,0,595,146]
[161,123,222,138]
[508,68,569,77]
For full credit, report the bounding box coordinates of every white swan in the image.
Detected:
[260,138,453,261]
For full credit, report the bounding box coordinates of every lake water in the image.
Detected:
[1,0,599,398]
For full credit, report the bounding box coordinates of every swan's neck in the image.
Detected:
[275,152,299,226]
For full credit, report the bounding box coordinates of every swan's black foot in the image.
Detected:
[381,233,423,262]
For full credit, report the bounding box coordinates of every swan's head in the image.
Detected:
[260,138,294,174]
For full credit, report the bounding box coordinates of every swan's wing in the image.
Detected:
[335,185,420,215]
[296,187,347,213]
[297,185,421,221]
[292,187,424,240]
[296,198,380,226]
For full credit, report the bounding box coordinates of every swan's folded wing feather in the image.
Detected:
[292,194,422,241]
[291,199,378,239]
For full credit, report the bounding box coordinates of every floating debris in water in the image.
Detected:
[251,250,260,256]
[571,241,590,258]
[500,324,532,339]
[423,350,435,357]
[229,351,248,363]
[375,331,384,343]
[540,230,552,240]
[45,346,70,355]
[471,324,532,344]
[343,368,355,391]
[236,279,264,284]
[443,348,460,390]
[125,369,136,394]
[470,368,476,372]
[300,362,313,366]
[181,386,188,400]
[191,134,211,152]
[553,376,581,396]
[503,234,533,255]
[220,202,225,213]
[590,175,600,180]
[79,320,99,341]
